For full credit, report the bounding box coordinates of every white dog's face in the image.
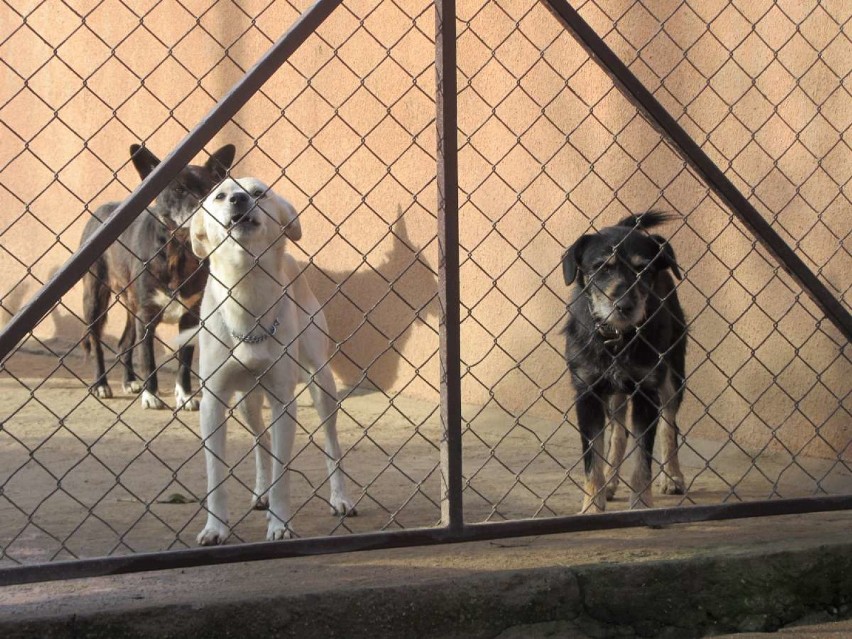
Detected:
[190,177,302,260]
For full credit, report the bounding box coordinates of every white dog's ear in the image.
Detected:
[272,193,302,242]
[190,209,210,259]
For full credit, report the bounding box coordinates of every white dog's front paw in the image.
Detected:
[330,494,358,517]
[123,380,143,394]
[140,390,167,410]
[266,521,294,541]
[197,521,229,546]
[174,386,200,411]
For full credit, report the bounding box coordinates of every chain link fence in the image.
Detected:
[0,0,849,580]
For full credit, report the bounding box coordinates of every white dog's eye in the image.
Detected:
[252,189,265,199]
[215,192,226,200]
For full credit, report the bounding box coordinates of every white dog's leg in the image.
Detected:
[266,397,297,540]
[308,366,356,516]
[237,390,271,510]
[197,393,231,546]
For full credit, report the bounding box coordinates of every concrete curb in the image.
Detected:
[1,540,850,638]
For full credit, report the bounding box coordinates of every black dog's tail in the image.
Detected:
[616,211,675,230]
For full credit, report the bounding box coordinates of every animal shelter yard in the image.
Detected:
[1,346,848,566]
[0,0,850,592]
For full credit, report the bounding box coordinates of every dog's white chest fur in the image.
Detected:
[229,339,290,374]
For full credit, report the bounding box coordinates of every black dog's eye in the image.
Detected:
[215,192,226,200]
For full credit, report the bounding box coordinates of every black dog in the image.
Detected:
[81,143,235,410]
[562,212,687,513]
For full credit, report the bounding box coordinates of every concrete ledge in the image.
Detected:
[1,514,851,638]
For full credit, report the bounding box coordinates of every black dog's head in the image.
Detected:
[563,212,681,331]
[130,143,236,227]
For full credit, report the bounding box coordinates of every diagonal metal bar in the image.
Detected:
[542,0,852,342]
[0,0,345,362]
[436,0,464,533]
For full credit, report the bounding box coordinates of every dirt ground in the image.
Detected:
[1,343,850,567]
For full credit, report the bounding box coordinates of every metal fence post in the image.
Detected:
[436,0,464,532]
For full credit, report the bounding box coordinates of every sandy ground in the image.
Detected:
[1,344,850,567]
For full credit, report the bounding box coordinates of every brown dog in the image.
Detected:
[81,143,234,410]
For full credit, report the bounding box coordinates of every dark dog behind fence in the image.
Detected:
[80,144,234,410]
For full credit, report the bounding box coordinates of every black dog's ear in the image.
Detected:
[562,235,591,285]
[651,235,682,280]
[205,144,236,182]
[130,144,160,179]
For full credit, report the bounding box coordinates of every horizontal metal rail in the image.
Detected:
[0,0,345,363]
[1,495,850,586]
[543,0,852,342]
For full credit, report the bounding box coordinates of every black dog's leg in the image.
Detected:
[658,374,686,495]
[576,390,607,513]
[174,313,199,411]
[118,308,140,394]
[630,388,660,509]
[137,314,166,409]
[604,393,628,501]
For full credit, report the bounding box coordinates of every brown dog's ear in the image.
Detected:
[651,235,682,280]
[130,144,160,179]
[205,145,236,182]
[190,209,210,259]
[562,235,591,285]
[271,193,302,242]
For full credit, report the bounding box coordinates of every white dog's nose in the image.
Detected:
[229,192,249,207]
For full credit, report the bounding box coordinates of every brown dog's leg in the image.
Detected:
[136,314,166,410]
[118,303,141,394]
[174,313,199,411]
[83,263,112,399]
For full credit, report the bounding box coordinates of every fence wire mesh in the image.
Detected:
[0,0,849,568]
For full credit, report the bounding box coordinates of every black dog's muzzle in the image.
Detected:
[587,300,636,349]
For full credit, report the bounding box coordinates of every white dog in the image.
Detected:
[188,177,356,545]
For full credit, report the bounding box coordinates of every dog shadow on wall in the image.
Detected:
[299,214,439,394]
[0,270,90,381]
[1,218,438,394]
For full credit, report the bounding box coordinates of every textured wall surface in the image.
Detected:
[0,0,848,459]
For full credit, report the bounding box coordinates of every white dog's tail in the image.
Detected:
[172,326,201,350]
